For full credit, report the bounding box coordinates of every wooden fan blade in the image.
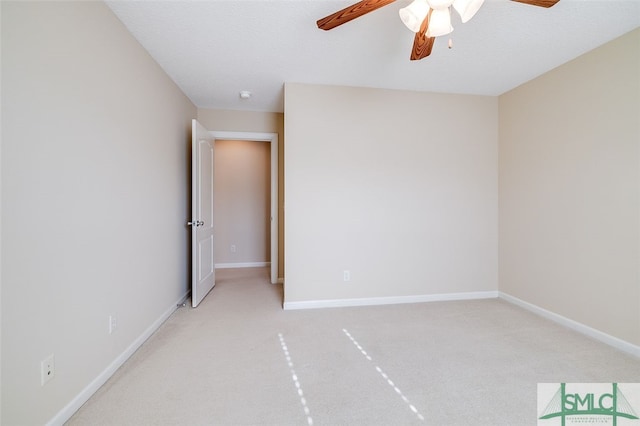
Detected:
[410,11,435,60]
[511,0,560,8]
[317,0,396,30]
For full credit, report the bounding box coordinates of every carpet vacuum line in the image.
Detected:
[342,328,425,422]
[278,332,314,425]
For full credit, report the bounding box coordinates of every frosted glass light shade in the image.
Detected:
[426,7,453,37]
[427,0,455,9]
[452,0,484,23]
[399,0,430,33]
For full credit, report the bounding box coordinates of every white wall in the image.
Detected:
[214,140,271,266]
[284,83,498,305]
[1,2,196,424]
[499,28,640,346]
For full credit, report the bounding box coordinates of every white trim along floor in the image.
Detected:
[67,267,640,425]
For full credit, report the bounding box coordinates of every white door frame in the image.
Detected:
[211,131,279,284]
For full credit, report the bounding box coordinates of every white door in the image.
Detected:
[190,119,215,307]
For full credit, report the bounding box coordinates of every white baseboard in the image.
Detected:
[215,262,270,269]
[499,292,640,358]
[283,290,498,310]
[46,292,189,426]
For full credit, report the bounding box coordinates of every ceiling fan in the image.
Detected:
[317,0,560,60]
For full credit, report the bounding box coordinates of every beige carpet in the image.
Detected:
[67,267,640,425]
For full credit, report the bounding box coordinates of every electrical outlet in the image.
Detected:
[109,315,117,334]
[343,270,351,281]
[41,354,55,386]
[230,245,237,253]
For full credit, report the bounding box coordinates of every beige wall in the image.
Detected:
[198,109,284,135]
[284,83,498,303]
[1,2,196,424]
[499,29,640,345]
[214,140,271,265]
[198,108,285,279]
[0,3,3,420]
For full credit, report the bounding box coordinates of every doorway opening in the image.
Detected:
[211,131,279,284]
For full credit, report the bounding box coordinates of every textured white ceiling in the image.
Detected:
[106,0,640,113]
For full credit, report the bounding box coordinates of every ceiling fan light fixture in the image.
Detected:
[317,0,563,62]
[399,0,430,32]
[426,7,453,37]
[452,0,484,23]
